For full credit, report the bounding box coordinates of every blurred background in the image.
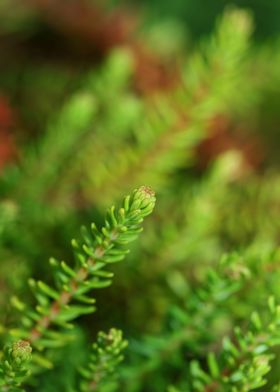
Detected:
[1,0,280,169]
[1,1,280,391]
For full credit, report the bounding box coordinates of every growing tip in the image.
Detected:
[10,340,32,365]
[138,185,155,198]
[131,186,156,216]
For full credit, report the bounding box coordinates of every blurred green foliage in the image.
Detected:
[132,0,280,39]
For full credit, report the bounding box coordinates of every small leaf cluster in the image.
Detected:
[190,297,280,391]
[79,329,127,392]
[0,340,32,392]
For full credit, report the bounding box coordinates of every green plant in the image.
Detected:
[1,2,280,391]
[0,186,156,390]
[0,340,32,392]
[190,297,280,391]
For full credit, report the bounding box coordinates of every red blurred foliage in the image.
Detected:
[0,96,17,171]
[27,0,138,54]
[197,115,264,170]
[25,0,178,95]
[132,45,180,95]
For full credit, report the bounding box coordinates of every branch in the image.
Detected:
[79,328,127,392]
[191,297,280,391]
[9,186,155,353]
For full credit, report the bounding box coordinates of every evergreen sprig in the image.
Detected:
[120,253,251,390]
[79,328,127,392]
[5,186,155,378]
[190,297,280,391]
[0,340,32,392]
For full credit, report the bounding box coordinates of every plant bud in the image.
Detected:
[9,340,32,366]
[132,186,156,216]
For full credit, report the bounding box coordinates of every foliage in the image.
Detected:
[0,186,155,390]
[190,297,280,391]
[0,340,32,392]
[79,328,127,392]
[0,1,280,391]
